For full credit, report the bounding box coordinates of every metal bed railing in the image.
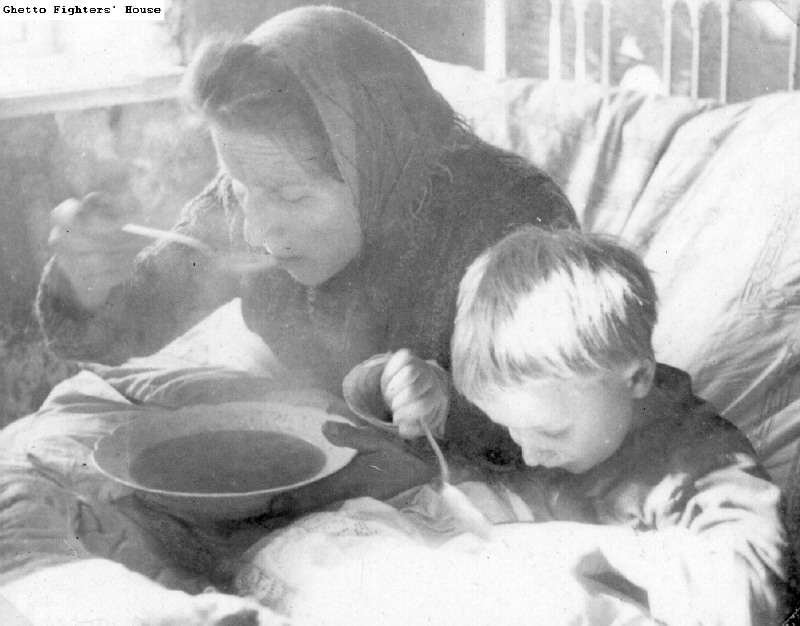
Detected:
[484,0,800,102]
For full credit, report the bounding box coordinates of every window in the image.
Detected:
[0,5,182,118]
[0,21,57,56]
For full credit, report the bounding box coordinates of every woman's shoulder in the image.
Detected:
[434,137,576,228]
[441,136,550,186]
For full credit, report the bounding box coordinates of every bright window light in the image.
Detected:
[0,6,179,97]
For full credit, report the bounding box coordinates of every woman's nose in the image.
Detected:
[242,192,287,247]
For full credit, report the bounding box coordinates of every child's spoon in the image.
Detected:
[421,421,493,539]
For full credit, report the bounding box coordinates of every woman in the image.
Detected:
[38,7,576,468]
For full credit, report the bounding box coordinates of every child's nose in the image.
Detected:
[522,447,558,467]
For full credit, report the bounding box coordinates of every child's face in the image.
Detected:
[474,364,651,473]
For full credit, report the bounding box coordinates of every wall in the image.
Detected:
[0,101,217,426]
[1,114,70,424]
[174,0,486,67]
[172,0,798,101]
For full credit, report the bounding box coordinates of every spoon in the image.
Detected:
[122,223,276,273]
[421,421,493,539]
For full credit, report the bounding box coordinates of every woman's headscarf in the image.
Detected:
[244,7,457,257]
[236,7,466,391]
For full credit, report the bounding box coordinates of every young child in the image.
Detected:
[446,226,793,625]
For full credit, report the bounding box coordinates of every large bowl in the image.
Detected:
[92,401,357,521]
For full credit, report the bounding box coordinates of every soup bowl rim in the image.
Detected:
[92,400,357,500]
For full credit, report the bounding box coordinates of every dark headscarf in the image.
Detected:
[244,7,456,255]
[238,8,468,391]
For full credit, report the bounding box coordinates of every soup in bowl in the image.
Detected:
[93,401,357,520]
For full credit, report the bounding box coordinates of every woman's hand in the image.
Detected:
[380,349,450,439]
[253,421,436,522]
[48,193,144,310]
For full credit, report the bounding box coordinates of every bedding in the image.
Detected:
[5,57,800,623]
[0,303,652,624]
[233,495,655,625]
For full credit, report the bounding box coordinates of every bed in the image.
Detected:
[3,2,800,624]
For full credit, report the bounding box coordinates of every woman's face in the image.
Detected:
[212,125,362,286]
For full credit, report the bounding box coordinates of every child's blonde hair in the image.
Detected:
[452,227,657,403]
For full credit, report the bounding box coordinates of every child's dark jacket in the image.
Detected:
[505,364,794,625]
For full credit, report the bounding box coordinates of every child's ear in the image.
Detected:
[625,358,656,399]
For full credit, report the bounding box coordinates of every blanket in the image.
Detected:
[0,302,653,625]
[234,495,654,625]
[0,368,281,625]
[0,375,652,624]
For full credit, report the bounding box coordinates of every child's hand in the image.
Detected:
[380,349,450,439]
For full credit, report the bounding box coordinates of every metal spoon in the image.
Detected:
[122,223,276,273]
[421,421,493,539]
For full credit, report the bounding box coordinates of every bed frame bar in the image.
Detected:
[484,0,800,102]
